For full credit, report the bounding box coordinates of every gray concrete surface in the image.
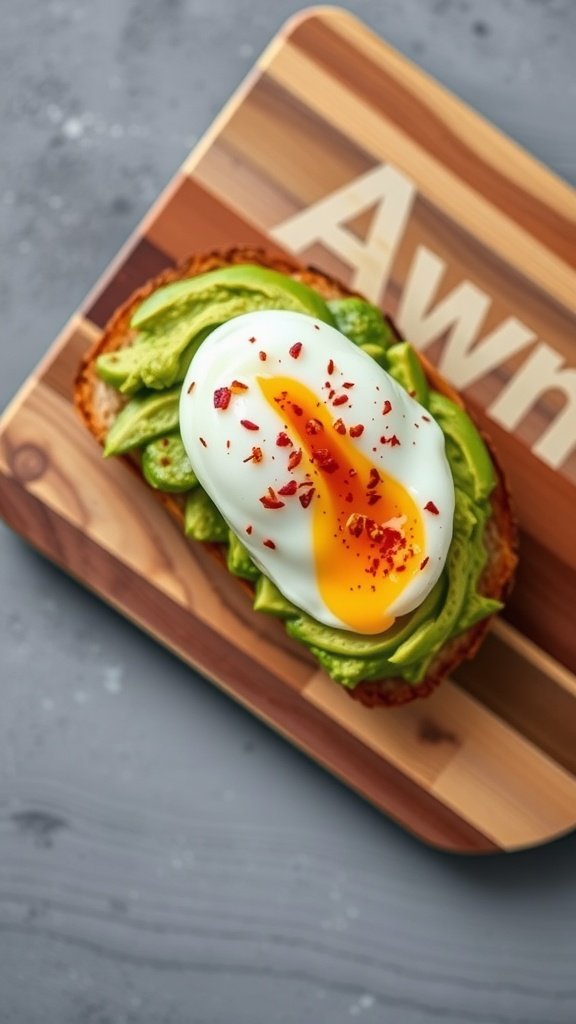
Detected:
[1,2,576,1022]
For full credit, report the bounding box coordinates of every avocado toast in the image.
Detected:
[75,246,517,708]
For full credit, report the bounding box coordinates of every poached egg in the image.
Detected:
[180,310,454,635]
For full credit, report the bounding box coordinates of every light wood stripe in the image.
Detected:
[265,42,576,312]
[316,9,576,231]
[304,674,576,850]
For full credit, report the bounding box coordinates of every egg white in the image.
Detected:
[179,310,454,634]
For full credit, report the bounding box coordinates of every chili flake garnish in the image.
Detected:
[367,493,382,505]
[258,351,267,361]
[187,380,195,394]
[278,480,298,496]
[245,525,253,535]
[327,358,335,374]
[424,500,440,515]
[260,487,285,510]
[422,415,430,422]
[313,448,339,474]
[343,382,355,389]
[346,513,365,538]
[367,468,381,490]
[382,400,392,415]
[276,431,293,447]
[288,448,302,471]
[226,439,231,449]
[291,403,303,416]
[299,488,315,509]
[230,380,248,394]
[248,336,256,343]
[349,424,364,438]
[332,394,348,407]
[213,387,231,410]
[420,556,430,570]
[305,418,323,435]
[263,539,276,549]
[289,342,302,359]
[243,446,263,464]
[333,418,346,435]
[380,434,401,447]
[199,437,207,447]
[240,419,259,431]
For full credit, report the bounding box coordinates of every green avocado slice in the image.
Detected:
[285,575,446,658]
[184,490,228,543]
[428,392,495,501]
[103,387,181,456]
[141,434,198,493]
[386,342,429,407]
[227,531,260,582]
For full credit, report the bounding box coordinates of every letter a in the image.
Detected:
[270,164,415,302]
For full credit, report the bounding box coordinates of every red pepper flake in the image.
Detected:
[214,387,231,410]
[380,434,401,447]
[420,556,430,570]
[342,382,355,389]
[263,539,276,550]
[367,493,382,505]
[199,437,207,448]
[367,468,381,490]
[260,487,285,510]
[396,565,406,573]
[422,415,431,422]
[346,513,365,538]
[291,403,303,416]
[161,438,170,447]
[313,448,339,474]
[333,394,348,407]
[278,480,298,496]
[299,488,315,509]
[327,358,335,374]
[382,399,392,415]
[288,448,302,471]
[245,525,253,535]
[230,380,248,393]
[305,417,323,435]
[240,419,259,431]
[258,350,267,361]
[243,446,263,464]
[276,431,292,448]
[408,389,416,397]
[349,424,364,438]
[345,492,353,503]
[328,389,335,400]
[289,342,302,359]
[248,336,256,344]
[187,380,195,394]
[226,439,231,450]
[333,418,346,435]
[424,500,440,515]
[367,520,384,542]
[314,324,320,331]
[349,468,358,477]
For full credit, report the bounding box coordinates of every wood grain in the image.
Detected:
[1,8,575,853]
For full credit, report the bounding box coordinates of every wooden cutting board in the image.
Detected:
[2,8,576,853]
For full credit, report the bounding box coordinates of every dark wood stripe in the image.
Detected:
[290,16,576,266]
[0,471,499,854]
[85,238,174,329]
[456,634,576,777]
[146,174,293,263]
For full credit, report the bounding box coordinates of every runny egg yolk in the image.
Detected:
[258,376,426,635]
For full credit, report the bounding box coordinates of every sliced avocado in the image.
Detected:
[327,297,392,348]
[285,575,445,657]
[428,391,495,501]
[184,490,228,543]
[227,530,260,582]
[96,327,213,394]
[386,342,429,407]
[132,264,335,330]
[388,490,477,668]
[103,387,180,456]
[309,646,403,688]
[253,576,300,620]
[141,434,198,493]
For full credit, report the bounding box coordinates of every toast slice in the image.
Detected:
[75,246,517,707]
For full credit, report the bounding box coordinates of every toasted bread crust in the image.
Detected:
[75,246,517,708]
